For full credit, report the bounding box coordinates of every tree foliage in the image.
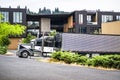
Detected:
[0,14,3,22]
[0,23,25,36]
[49,30,57,36]
[0,14,26,46]
[22,33,36,43]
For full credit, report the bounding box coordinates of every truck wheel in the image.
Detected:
[18,55,22,58]
[21,51,29,58]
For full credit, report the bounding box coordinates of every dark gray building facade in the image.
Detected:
[70,10,120,34]
[0,7,120,35]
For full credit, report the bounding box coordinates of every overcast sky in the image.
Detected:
[0,0,120,12]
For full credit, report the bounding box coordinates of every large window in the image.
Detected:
[13,12,22,23]
[79,27,86,33]
[79,14,83,24]
[27,21,39,28]
[116,15,120,20]
[102,15,113,23]
[87,15,91,22]
[27,21,40,35]
[0,11,9,22]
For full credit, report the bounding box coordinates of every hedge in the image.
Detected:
[86,55,120,69]
[52,51,88,64]
[52,51,120,69]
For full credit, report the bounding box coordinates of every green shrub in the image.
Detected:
[102,57,113,68]
[52,51,87,64]
[52,51,77,64]
[52,51,63,60]
[112,61,120,69]
[49,30,57,36]
[86,59,93,66]
[60,51,74,64]
[106,55,120,69]
[76,56,88,65]
[0,46,7,54]
[86,55,120,69]
[22,33,36,43]
[87,56,113,67]
[91,56,104,67]
[52,51,120,69]
[107,55,120,61]
[71,54,80,63]
[0,35,10,46]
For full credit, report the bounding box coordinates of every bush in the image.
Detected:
[0,35,10,46]
[106,55,120,69]
[112,61,120,69]
[107,55,120,61]
[86,56,113,67]
[86,55,120,69]
[49,30,57,36]
[76,56,88,65]
[60,51,74,64]
[52,51,63,60]
[52,51,87,64]
[92,56,107,67]
[0,46,7,54]
[22,33,36,43]
[86,59,93,66]
[52,51,120,69]
[52,51,75,64]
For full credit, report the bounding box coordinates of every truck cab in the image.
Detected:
[16,36,56,58]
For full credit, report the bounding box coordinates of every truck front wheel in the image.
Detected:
[21,51,29,58]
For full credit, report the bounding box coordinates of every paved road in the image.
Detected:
[0,55,120,80]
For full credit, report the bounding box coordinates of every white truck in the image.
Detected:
[16,33,120,58]
[16,35,61,58]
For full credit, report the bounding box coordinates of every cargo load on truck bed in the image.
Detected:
[62,33,120,53]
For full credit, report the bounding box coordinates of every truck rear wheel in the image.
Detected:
[21,51,29,58]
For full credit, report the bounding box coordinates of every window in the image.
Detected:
[0,11,9,22]
[36,40,42,46]
[116,15,120,20]
[87,15,91,22]
[79,27,86,33]
[79,14,83,24]
[27,21,33,27]
[13,12,22,23]
[102,15,113,23]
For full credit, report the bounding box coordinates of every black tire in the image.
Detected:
[18,55,22,58]
[21,51,29,58]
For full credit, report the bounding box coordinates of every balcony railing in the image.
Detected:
[87,22,97,25]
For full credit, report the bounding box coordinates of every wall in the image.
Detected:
[8,38,22,50]
[64,23,68,32]
[63,16,73,32]
[102,21,120,35]
[68,16,73,28]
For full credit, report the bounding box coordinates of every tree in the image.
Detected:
[0,14,3,22]
[49,30,57,36]
[22,33,36,43]
[0,14,26,46]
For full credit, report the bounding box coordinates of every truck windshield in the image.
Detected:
[35,37,54,47]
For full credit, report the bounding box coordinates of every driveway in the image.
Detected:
[0,55,120,80]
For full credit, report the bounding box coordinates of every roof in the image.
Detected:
[26,13,70,21]
[26,13,70,25]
